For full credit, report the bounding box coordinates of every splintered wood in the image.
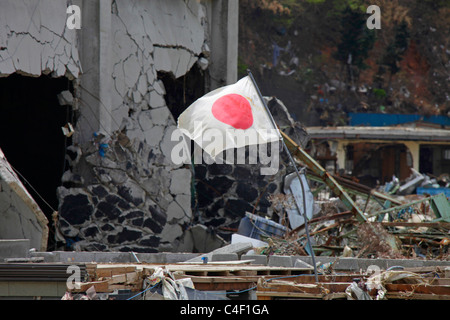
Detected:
[71,262,450,300]
[71,262,313,294]
[256,267,450,300]
[74,264,142,293]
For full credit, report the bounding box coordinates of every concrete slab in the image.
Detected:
[241,254,267,266]
[136,252,199,263]
[268,255,293,268]
[291,255,450,271]
[293,258,314,269]
[186,242,253,263]
[23,251,450,271]
[0,239,30,261]
[211,253,238,262]
[0,148,48,251]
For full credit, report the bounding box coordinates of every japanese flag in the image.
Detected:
[177,76,280,159]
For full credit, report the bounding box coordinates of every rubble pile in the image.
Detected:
[255,190,450,261]
[255,267,450,300]
[56,118,450,301]
[380,169,450,197]
[58,246,450,301]
[236,163,450,261]
[355,222,404,259]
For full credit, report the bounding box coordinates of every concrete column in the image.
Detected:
[75,0,112,143]
[208,0,238,89]
[403,141,420,172]
[98,0,112,136]
[336,140,348,172]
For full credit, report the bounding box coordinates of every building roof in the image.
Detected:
[306,126,450,142]
[348,112,450,127]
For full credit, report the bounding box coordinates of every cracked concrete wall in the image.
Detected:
[57,0,216,252]
[108,0,207,136]
[0,0,238,253]
[0,0,82,79]
[206,0,239,89]
[0,0,79,252]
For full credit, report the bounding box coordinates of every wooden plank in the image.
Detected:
[125,271,140,284]
[183,270,208,276]
[256,291,322,299]
[108,274,126,284]
[233,269,258,276]
[386,292,450,300]
[85,263,97,281]
[381,221,450,229]
[73,280,112,293]
[430,278,450,286]
[177,260,255,265]
[256,291,333,299]
[402,266,447,274]
[175,274,256,291]
[108,283,141,291]
[323,293,348,300]
[385,283,450,296]
[194,281,253,291]
[259,281,351,295]
[95,265,138,278]
[145,264,311,276]
[292,274,359,283]
[82,263,318,292]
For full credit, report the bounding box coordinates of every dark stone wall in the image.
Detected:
[192,97,309,241]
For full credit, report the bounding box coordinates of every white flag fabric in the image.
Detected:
[177,76,279,159]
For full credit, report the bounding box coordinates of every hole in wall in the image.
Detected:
[157,64,205,120]
[0,73,74,250]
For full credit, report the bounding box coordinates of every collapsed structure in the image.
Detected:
[0,0,449,301]
[0,0,239,253]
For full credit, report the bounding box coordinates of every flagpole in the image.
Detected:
[247,70,319,282]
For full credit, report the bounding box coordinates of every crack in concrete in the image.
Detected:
[153,43,199,58]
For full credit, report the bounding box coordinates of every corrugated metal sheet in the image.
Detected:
[0,263,87,282]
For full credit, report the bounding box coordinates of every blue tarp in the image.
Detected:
[348,113,450,127]
[416,187,450,197]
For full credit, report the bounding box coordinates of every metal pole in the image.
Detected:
[247,70,319,282]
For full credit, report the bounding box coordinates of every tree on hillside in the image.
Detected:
[381,20,410,78]
[333,6,376,82]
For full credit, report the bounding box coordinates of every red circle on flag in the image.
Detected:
[211,94,253,129]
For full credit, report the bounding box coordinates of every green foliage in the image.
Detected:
[304,0,327,4]
[333,0,366,12]
[237,57,249,78]
[381,20,410,75]
[372,88,386,99]
[419,0,450,10]
[280,0,306,11]
[333,5,376,69]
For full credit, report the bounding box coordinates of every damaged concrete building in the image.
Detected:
[0,0,243,253]
[307,124,450,188]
